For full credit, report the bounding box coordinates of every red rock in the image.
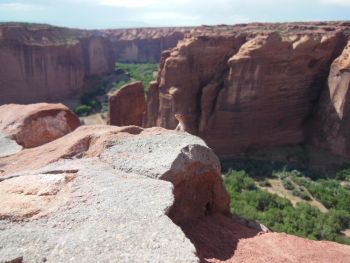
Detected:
[0,103,80,148]
[146,31,346,156]
[181,214,350,263]
[203,32,345,155]
[144,81,159,127]
[0,24,189,105]
[108,81,146,127]
[154,35,246,133]
[1,124,349,262]
[0,125,229,223]
[311,40,350,156]
[0,25,115,104]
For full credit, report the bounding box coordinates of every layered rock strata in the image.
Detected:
[0,24,188,105]
[311,40,350,156]
[145,26,350,156]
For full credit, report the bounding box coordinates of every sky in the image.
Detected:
[0,0,350,29]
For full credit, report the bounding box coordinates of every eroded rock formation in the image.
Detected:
[0,103,80,148]
[0,124,229,262]
[145,22,350,157]
[311,40,350,156]
[108,81,146,127]
[0,24,188,105]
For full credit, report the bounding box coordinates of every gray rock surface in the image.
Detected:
[0,127,231,263]
[0,133,22,158]
[0,158,198,263]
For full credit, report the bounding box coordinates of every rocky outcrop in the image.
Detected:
[311,40,350,156]
[108,81,146,127]
[1,123,349,262]
[0,125,228,262]
[0,103,80,148]
[150,35,246,131]
[144,81,159,127]
[145,25,350,156]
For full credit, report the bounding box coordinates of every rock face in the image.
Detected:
[106,28,188,63]
[0,124,349,262]
[311,40,350,156]
[108,81,146,127]
[0,25,115,104]
[0,103,80,148]
[145,23,350,156]
[0,125,228,262]
[0,24,188,105]
[146,36,246,130]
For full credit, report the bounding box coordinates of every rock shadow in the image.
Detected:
[178,214,259,262]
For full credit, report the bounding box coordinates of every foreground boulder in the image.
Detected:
[0,125,228,262]
[0,103,80,149]
[108,81,146,127]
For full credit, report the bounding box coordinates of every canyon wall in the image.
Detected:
[102,28,188,63]
[311,40,350,156]
[145,22,350,157]
[0,24,188,105]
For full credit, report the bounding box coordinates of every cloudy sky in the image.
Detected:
[0,0,349,29]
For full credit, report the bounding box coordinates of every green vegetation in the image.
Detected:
[74,87,104,116]
[336,168,350,181]
[74,63,158,117]
[281,178,294,191]
[224,170,350,244]
[74,105,93,116]
[291,176,350,211]
[116,63,158,90]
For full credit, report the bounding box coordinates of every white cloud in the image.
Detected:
[0,2,44,11]
[99,0,190,8]
[99,0,157,8]
[321,0,350,6]
[143,11,200,22]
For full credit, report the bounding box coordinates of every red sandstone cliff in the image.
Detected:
[145,22,350,157]
[0,24,188,105]
[0,24,116,104]
[311,40,350,156]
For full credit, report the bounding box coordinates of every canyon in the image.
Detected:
[1,21,350,262]
[0,23,188,105]
[2,22,350,157]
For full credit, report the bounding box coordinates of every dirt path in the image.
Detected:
[259,179,328,213]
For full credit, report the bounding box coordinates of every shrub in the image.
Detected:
[282,179,295,190]
[115,63,158,90]
[336,169,350,181]
[223,170,350,244]
[74,105,92,116]
[259,179,272,187]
